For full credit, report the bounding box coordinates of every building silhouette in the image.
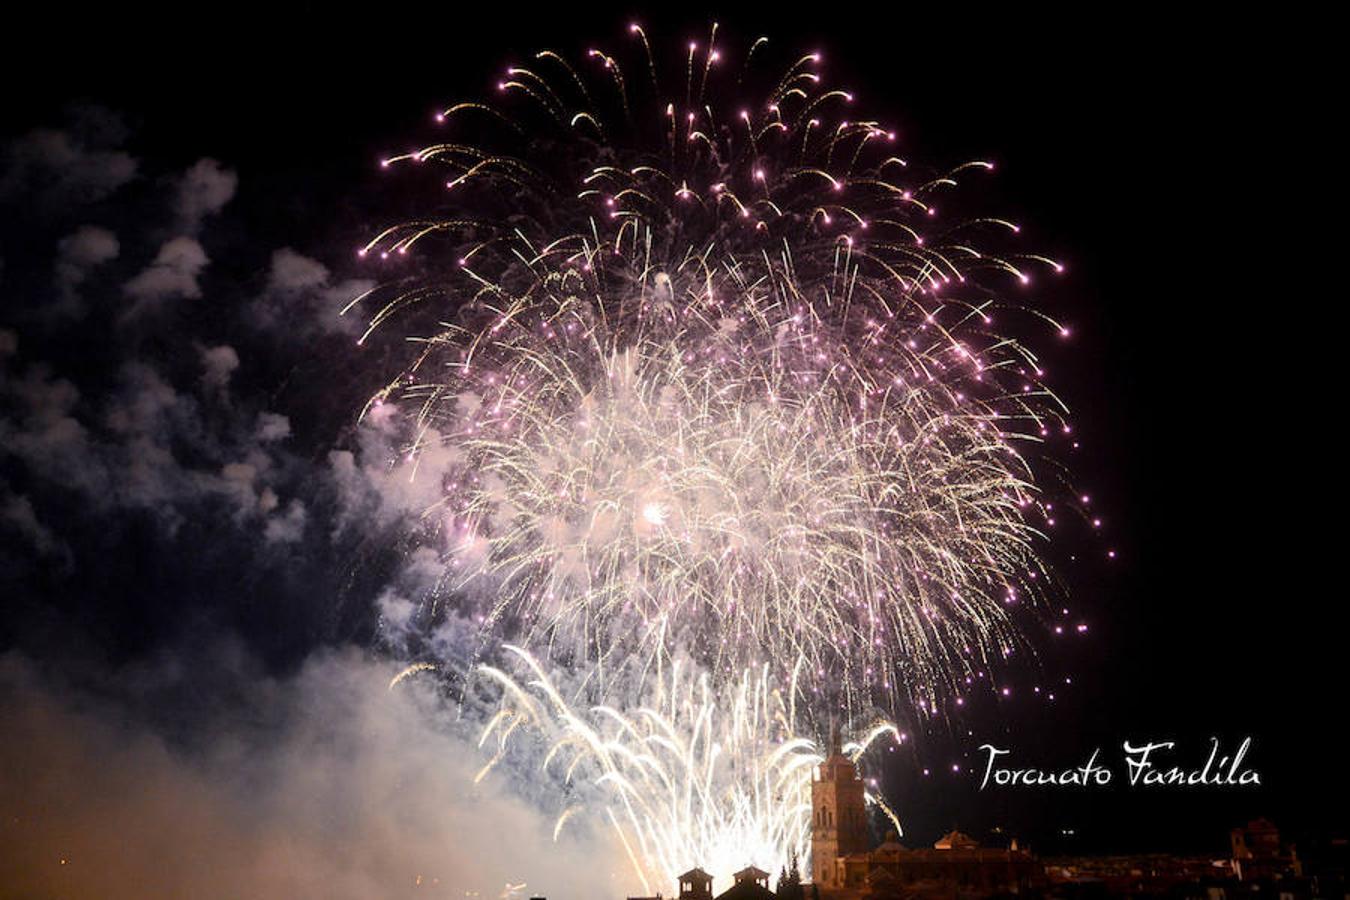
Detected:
[811,723,870,891]
[630,863,781,900]
[633,738,1320,900]
[1230,817,1301,882]
[633,811,1327,900]
[715,866,776,900]
[808,727,1041,897]
[677,867,714,900]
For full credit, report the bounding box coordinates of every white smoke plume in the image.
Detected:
[0,648,632,899]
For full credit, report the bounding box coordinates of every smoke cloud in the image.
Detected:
[0,649,630,899]
[0,105,637,900]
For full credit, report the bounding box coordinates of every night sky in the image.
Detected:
[1,4,1341,895]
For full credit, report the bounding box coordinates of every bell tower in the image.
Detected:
[810,723,869,889]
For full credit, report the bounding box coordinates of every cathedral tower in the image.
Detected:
[810,724,869,889]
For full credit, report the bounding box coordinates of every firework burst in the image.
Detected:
[356,23,1069,713]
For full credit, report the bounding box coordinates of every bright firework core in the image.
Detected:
[641,501,669,527]
[359,21,1073,886]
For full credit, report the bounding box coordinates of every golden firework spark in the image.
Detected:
[478,645,902,891]
[357,25,1069,713]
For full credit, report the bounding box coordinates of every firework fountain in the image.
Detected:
[360,22,1070,890]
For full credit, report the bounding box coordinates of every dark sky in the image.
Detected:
[1,1,1341,884]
